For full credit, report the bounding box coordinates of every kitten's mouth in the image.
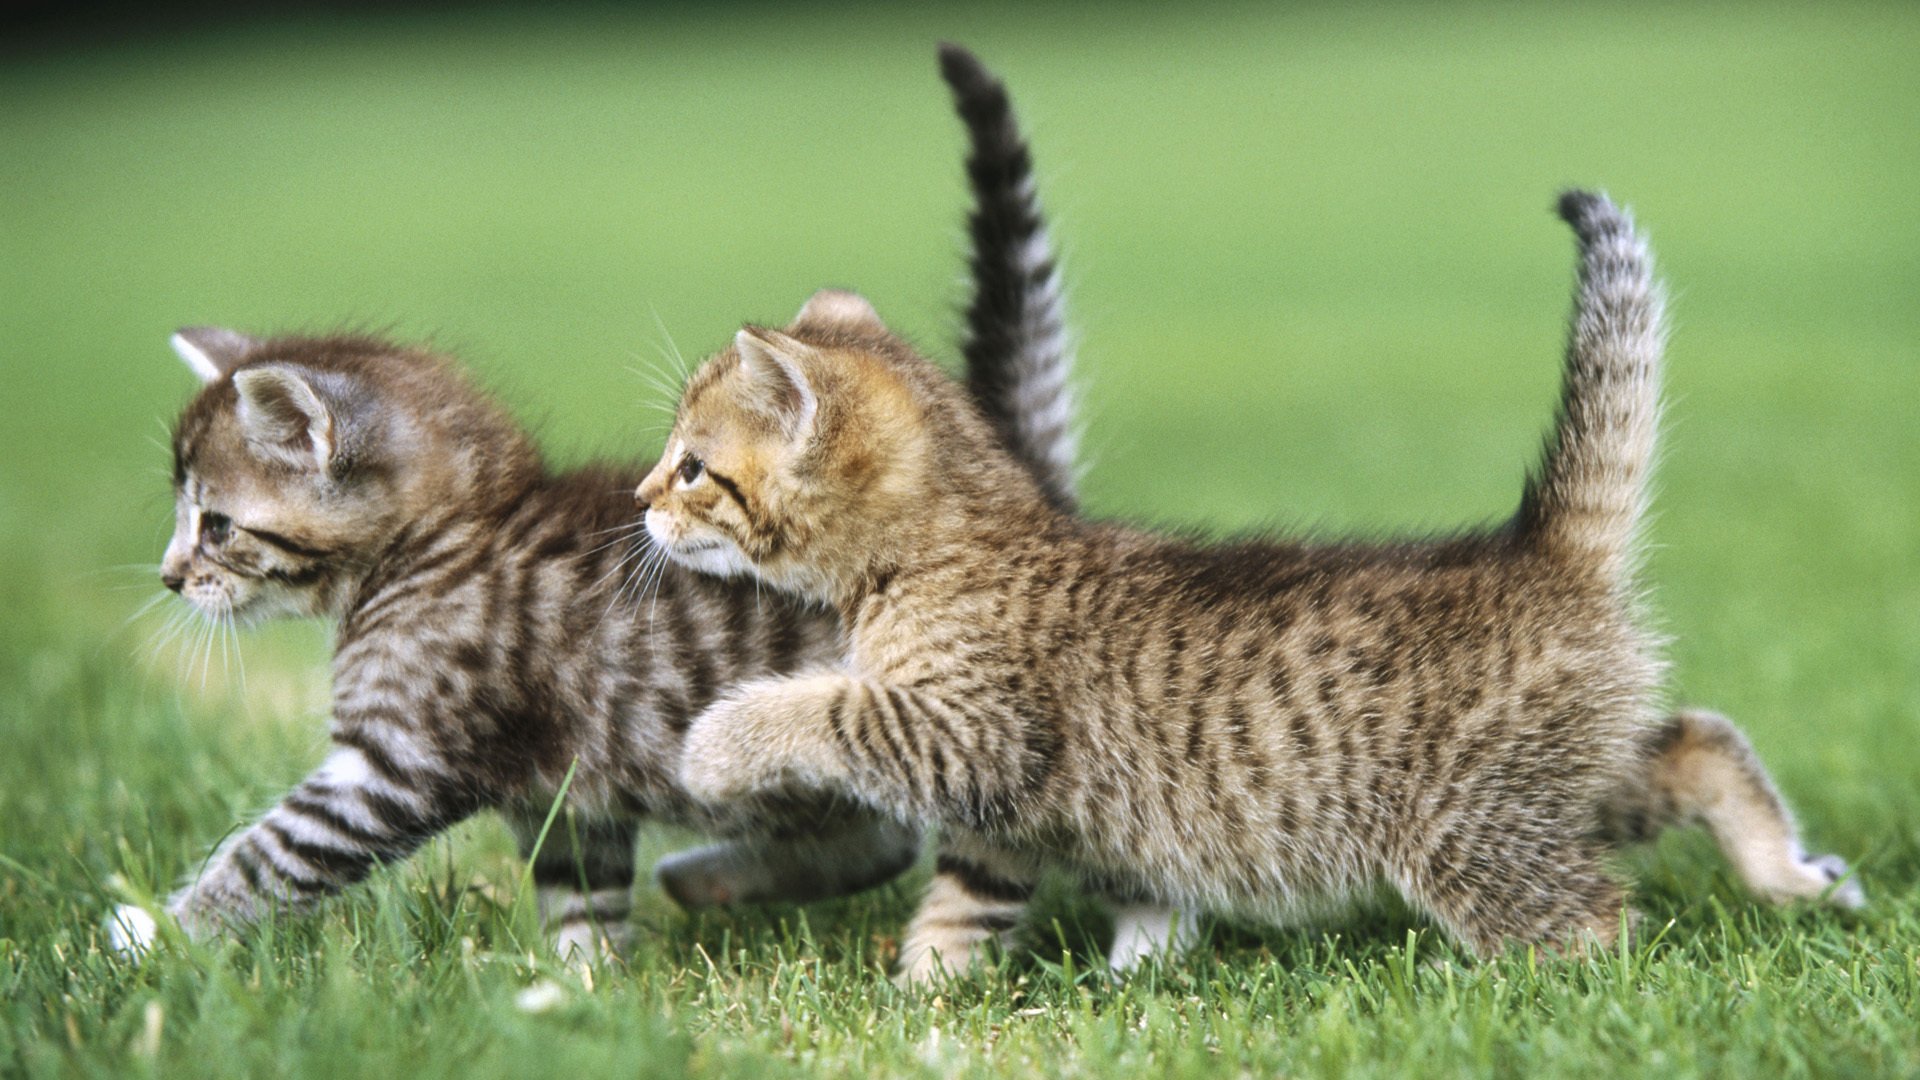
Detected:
[661,538,750,579]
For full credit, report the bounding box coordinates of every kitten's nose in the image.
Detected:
[633,489,650,513]
[162,573,185,593]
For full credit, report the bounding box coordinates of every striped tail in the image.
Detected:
[939,42,1080,511]
[1515,191,1666,586]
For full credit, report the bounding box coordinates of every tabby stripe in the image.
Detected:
[283,792,389,848]
[245,832,330,894]
[857,684,910,782]
[265,565,326,588]
[875,686,927,803]
[261,819,377,880]
[668,583,716,707]
[827,692,857,759]
[767,615,804,676]
[933,855,1033,903]
[705,468,751,515]
[240,526,331,559]
[332,730,421,791]
[231,840,265,894]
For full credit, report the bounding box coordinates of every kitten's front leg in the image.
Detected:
[679,674,859,804]
[682,671,1035,831]
[108,737,475,953]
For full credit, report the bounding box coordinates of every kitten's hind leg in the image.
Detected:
[654,810,920,909]
[1403,831,1628,959]
[1600,708,1864,908]
[897,848,1036,987]
[509,809,639,965]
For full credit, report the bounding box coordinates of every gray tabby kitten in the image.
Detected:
[641,187,1861,986]
[105,47,1081,961]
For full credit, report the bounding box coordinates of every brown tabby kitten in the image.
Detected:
[105,46,1085,960]
[941,41,1859,973]
[639,191,1861,984]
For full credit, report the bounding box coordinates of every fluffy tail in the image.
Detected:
[1514,191,1665,585]
[939,42,1080,511]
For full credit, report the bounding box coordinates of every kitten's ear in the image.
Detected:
[734,327,818,438]
[231,365,339,473]
[792,289,884,332]
[170,326,258,384]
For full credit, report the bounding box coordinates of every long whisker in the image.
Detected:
[119,591,173,632]
[650,307,690,381]
[624,364,684,401]
[625,545,672,614]
[638,547,676,627]
[582,518,652,540]
[143,605,189,665]
[579,527,649,562]
[590,538,660,633]
[226,608,247,697]
[198,609,218,693]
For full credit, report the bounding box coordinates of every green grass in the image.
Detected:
[3,2,1917,1075]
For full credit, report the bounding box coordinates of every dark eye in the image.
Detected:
[676,456,705,485]
[201,512,233,544]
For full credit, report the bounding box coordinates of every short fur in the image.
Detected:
[642,192,1860,985]
[109,46,1090,958]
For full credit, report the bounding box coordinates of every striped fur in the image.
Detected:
[646,193,1858,987]
[112,95,1095,960]
[124,332,916,955]
[937,57,1855,969]
[1517,192,1666,585]
[941,43,1080,512]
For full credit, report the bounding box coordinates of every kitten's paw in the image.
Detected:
[1804,853,1867,910]
[893,943,959,989]
[679,704,773,803]
[1106,905,1198,974]
[554,921,631,974]
[680,678,851,804]
[655,844,765,909]
[104,904,160,957]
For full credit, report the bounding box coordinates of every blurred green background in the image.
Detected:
[5,0,1914,798]
[1,2,1916,1074]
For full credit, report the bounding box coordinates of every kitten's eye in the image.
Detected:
[676,456,706,486]
[201,512,233,544]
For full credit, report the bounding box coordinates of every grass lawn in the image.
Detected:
[2,2,1916,1075]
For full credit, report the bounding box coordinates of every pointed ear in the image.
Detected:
[170,326,258,384]
[734,326,818,437]
[231,365,338,472]
[792,289,884,332]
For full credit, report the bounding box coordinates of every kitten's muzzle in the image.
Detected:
[162,573,186,593]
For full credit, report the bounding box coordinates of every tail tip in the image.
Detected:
[937,42,997,95]
[1556,189,1632,245]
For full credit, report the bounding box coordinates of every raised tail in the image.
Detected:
[939,42,1079,511]
[1514,191,1666,585]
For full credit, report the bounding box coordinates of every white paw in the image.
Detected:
[105,904,159,956]
[553,922,628,974]
[1804,853,1867,910]
[1107,905,1198,974]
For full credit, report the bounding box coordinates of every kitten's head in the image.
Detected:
[637,290,1032,604]
[162,327,536,623]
